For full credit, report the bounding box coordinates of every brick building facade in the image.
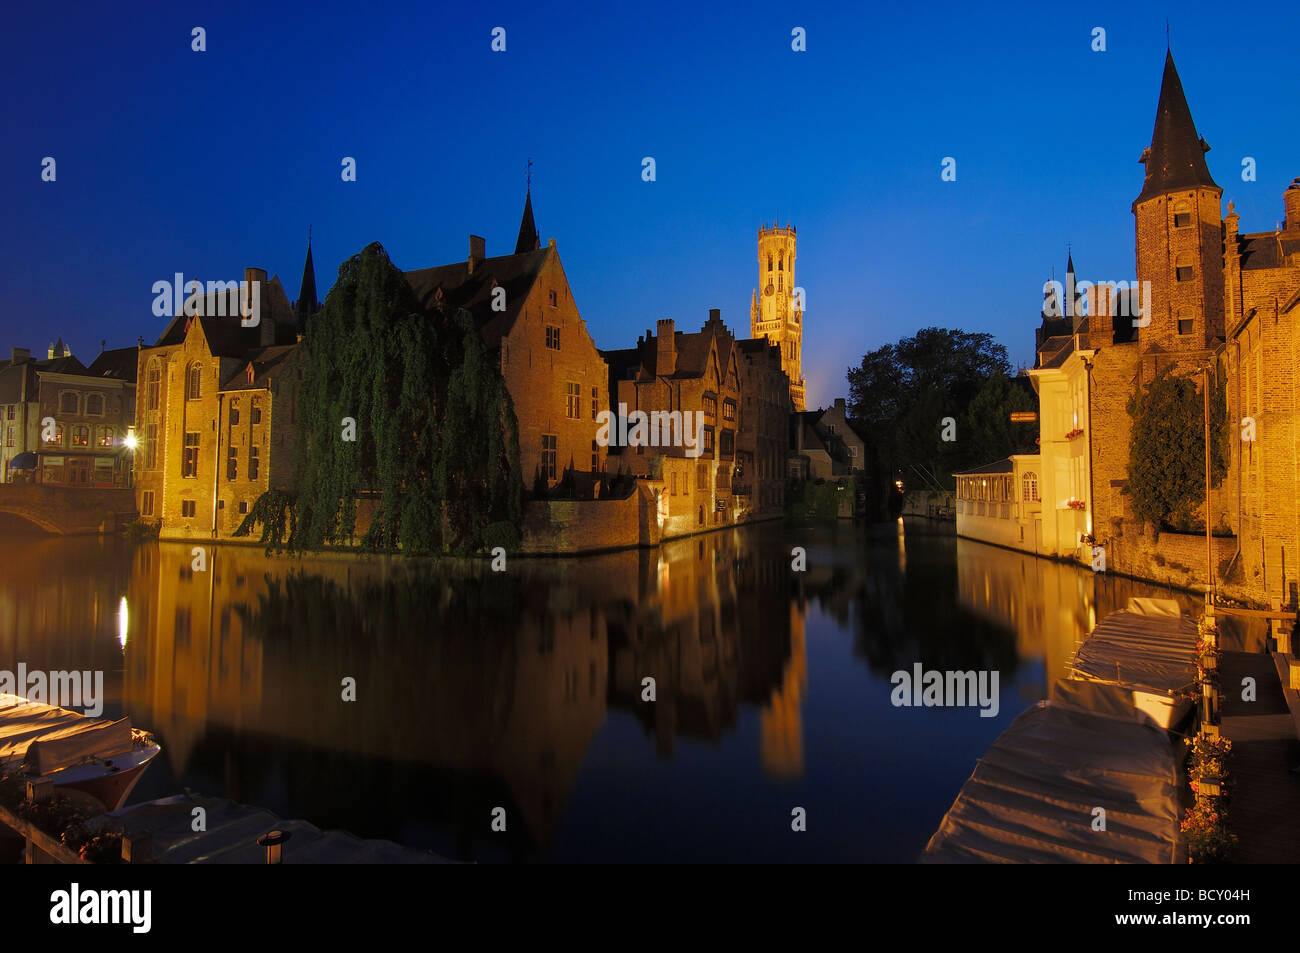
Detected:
[603,310,745,537]
[1029,51,1300,606]
[0,341,137,487]
[404,191,609,491]
[134,267,304,539]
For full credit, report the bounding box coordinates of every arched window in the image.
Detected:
[85,393,104,416]
[59,392,79,415]
[1022,471,1039,502]
[187,363,202,400]
[767,256,772,272]
[778,253,783,272]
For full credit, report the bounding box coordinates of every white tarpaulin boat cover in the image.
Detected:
[1069,598,1198,696]
[0,694,134,776]
[923,680,1181,864]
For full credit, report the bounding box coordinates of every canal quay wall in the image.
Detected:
[945,509,1253,606]
[122,484,782,557]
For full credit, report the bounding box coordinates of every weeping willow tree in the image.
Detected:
[236,241,522,555]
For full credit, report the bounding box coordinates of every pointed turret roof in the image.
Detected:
[515,189,539,254]
[296,231,318,321]
[1135,51,1219,205]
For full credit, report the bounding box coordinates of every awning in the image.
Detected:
[8,452,37,469]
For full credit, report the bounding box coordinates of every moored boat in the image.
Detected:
[0,693,161,812]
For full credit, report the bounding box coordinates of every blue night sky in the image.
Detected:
[3,0,1297,409]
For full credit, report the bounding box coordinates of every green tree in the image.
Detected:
[847,328,1030,489]
[237,242,522,555]
[1126,365,1227,531]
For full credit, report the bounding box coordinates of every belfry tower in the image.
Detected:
[750,222,805,410]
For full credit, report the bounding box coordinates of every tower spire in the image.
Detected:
[296,227,318,323]
[1135,50,1219,204]
[515,162,540,254]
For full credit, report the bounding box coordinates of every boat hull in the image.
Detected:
[49,744,161,813]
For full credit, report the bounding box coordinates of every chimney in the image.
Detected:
[11,347,30,364]
[244,267,267,319]
[656,319,676,375]
[709,308,721,323]
[468,235,485,274]
[835,397,845,413]
[1285,178,1300,232]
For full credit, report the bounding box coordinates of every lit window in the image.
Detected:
[71,425,89,447]
[187,364,202,400]
[565,381,580,419]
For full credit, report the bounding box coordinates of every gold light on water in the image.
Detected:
[118,596,129,649]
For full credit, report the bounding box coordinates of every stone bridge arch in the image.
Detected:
[0,485,137,535]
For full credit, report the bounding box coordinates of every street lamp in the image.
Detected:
[123,426,138,489]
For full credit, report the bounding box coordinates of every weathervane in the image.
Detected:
[526,157,533,191]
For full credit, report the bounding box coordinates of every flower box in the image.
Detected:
[1065,428,1084,440]
[1197,778,1223,798]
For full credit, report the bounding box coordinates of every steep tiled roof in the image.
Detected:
[220,344,298,391]
[1135,51,1219,205]
[86,347,138,382]
[154,275,296,348]
[404,248,549,351]
[1237,231,1300,271]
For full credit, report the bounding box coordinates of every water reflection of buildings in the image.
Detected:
[119,530,805,860]
[953,535,1200,696]
[606,528,805,777]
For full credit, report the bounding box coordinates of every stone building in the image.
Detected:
[403,190,609,492]
[1223,180,1300,606]
[602,309,745,537]
[134,264,306,539]
[0,341,137,487]
[735,336,791,517]
[750,223,805,411]
[1028,50,1300,605]
[790,400,862,481]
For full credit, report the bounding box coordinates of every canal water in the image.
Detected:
[0,518,1199,862]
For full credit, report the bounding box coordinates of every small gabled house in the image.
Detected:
[403,190,609,491]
